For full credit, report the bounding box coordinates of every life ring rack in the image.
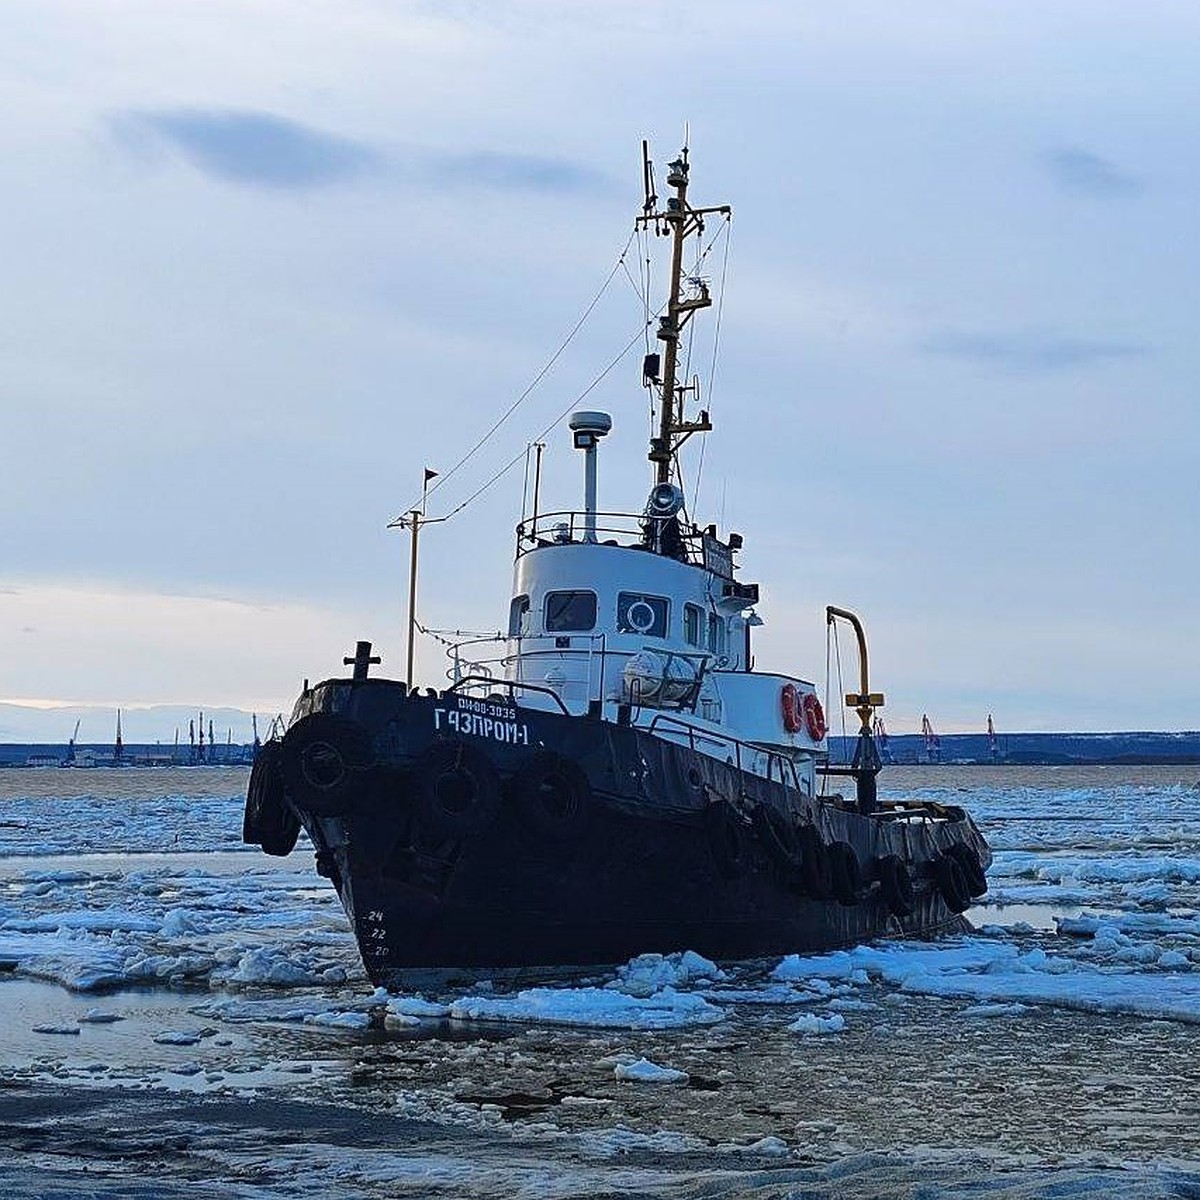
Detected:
[780,683,802,733]
[781,683,827,742]
[802,692,827,742]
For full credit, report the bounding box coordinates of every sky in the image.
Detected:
[2,0,1199,741]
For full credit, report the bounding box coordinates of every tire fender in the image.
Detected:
[243,740,300,856]
[414,740,501,840]
[281,713,374,818]
[876,853,915,917]
[509,751,593,844]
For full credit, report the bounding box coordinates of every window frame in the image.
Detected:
[543,589,598,633]
[707,612,727,655]
[616,591,671,639]
[508,594,530,638]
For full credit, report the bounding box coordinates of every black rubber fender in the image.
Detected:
[508,751,593,844]
[945,842,987,897]
[242,740,300,856]
[876,853,915,917]
[281,713,374,818]
[413,740,501,841]
[827,840,862,906]
[933,853,972,913]
[752,804,805,873]
[795,825,833,900]
[705,800,749,880]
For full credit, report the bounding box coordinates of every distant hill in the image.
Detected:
[0,702,272,746]
[831,730,1200,766]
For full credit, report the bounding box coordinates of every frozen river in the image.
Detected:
[2,764,1199,1197]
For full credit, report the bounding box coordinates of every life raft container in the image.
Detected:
[242,741,300,856]
[280,713,374,818]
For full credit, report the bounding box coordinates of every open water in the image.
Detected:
[1,764,1199,1197]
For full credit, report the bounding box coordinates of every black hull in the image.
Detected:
[250,679,991,988]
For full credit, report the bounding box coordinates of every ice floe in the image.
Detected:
[305,1010,371,1029]
[776,937,1200,1025]
[152,1029,206,1046]
[613,1057,689,1084]
[787,1012,846,1035]
[607,950,725,997]
[448,985,725,1030]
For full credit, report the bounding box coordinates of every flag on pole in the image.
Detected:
[424,467,438,483]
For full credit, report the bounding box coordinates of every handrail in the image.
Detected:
[446,675,571,716]
[643,711,815,799]
[514,508,711,564]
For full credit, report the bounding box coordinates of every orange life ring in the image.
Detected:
[780,683,802,733]
[802,692,827,741]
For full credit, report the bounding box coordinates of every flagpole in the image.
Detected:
[404,467,439,687]
[406,509,420,686]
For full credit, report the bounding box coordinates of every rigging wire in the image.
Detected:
[414,205,728,528]
[821,625,834,797]
[833,625,848,761]
[694,214,731,511]
[436,318,654,522]
[395,228,637,519]
[619,254,645,309]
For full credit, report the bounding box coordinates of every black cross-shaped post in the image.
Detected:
[344,640,381,682]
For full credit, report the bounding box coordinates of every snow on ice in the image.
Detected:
[787,1012,846,1035]
[448,985,725,1030]
[613,1057,690,1084]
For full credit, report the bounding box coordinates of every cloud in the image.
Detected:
[920,329,1150,373]
[1043,147,1142,197]
[427,150,604,193]
[110,108,604,196]
[112,108,379,189]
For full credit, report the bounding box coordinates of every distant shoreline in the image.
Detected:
[2,730,1200,769]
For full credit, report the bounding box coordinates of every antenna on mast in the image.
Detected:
[635,139,730,487]
[641,140,656,216]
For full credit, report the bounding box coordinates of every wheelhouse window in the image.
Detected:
[545,590,597,632]
[508,594,530,638]
[617,592,669,638]
[684,603,704,647]
[707,612,727,655]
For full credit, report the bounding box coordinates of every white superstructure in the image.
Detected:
[444,145,829,793]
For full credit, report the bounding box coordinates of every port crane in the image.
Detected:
[921,713,941,763]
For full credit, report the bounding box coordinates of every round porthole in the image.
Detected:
[627,601,656,632]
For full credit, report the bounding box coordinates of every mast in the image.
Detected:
[637,144,730,487]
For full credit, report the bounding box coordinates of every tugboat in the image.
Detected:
[243,143,991,987]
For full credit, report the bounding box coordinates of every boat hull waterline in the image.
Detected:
[244,679,991,986]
